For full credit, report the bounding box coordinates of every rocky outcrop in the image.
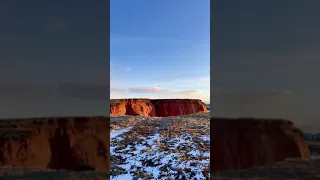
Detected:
[0,117,109,172]
[110,99,155,116]
[110,99,207,117]
[211,118,310,172]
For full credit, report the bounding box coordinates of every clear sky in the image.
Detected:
[110,0,210,103]
[212,0,320,133]
[0,0,108,118]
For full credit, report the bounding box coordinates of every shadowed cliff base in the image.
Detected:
[0,116,109,177]
[0,169,109,180]
[210,117,318,179]
[110,98,207,117]
[211,158,320,179]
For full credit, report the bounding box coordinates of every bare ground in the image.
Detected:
[2,115,320,179]
[110,112,210,179]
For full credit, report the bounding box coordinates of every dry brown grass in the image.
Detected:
[110,112,210,179]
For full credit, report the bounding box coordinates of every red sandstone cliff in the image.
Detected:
[211,118,310,172]
[110,99,207,117]
[0,117,109,172]
[110,99,155,116]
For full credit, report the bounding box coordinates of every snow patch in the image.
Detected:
[110,126,134,139]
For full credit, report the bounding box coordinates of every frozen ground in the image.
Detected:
[110,112,210,180]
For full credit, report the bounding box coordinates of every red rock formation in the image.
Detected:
[110,99,207,117]
[110,99,155,116]
[211,118,311,172]
[0,117,109,172]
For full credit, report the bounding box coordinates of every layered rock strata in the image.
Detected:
[110,99,207,117]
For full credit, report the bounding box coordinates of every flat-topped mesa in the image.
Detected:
[211,117,311,172]
[0,116,109,171]
[110,99,207,117]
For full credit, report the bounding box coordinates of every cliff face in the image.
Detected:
[110,99,155,116]
[211,117,310,172]
[110,99,207,117]
[0,117,109,172]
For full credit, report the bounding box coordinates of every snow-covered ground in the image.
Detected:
[110,112,210,180]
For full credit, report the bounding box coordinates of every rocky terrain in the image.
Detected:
[110,99,207,117]
[110,111,314,179]
[110,112,210,179]
[110,113,314,179]
[0,102,317,180]
[0,117,109,179]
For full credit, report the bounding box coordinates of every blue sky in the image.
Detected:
[110,0,210,103]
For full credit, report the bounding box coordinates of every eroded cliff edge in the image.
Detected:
[211,117,311,172]
[0,117,109,172]
[110,99,207,117]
